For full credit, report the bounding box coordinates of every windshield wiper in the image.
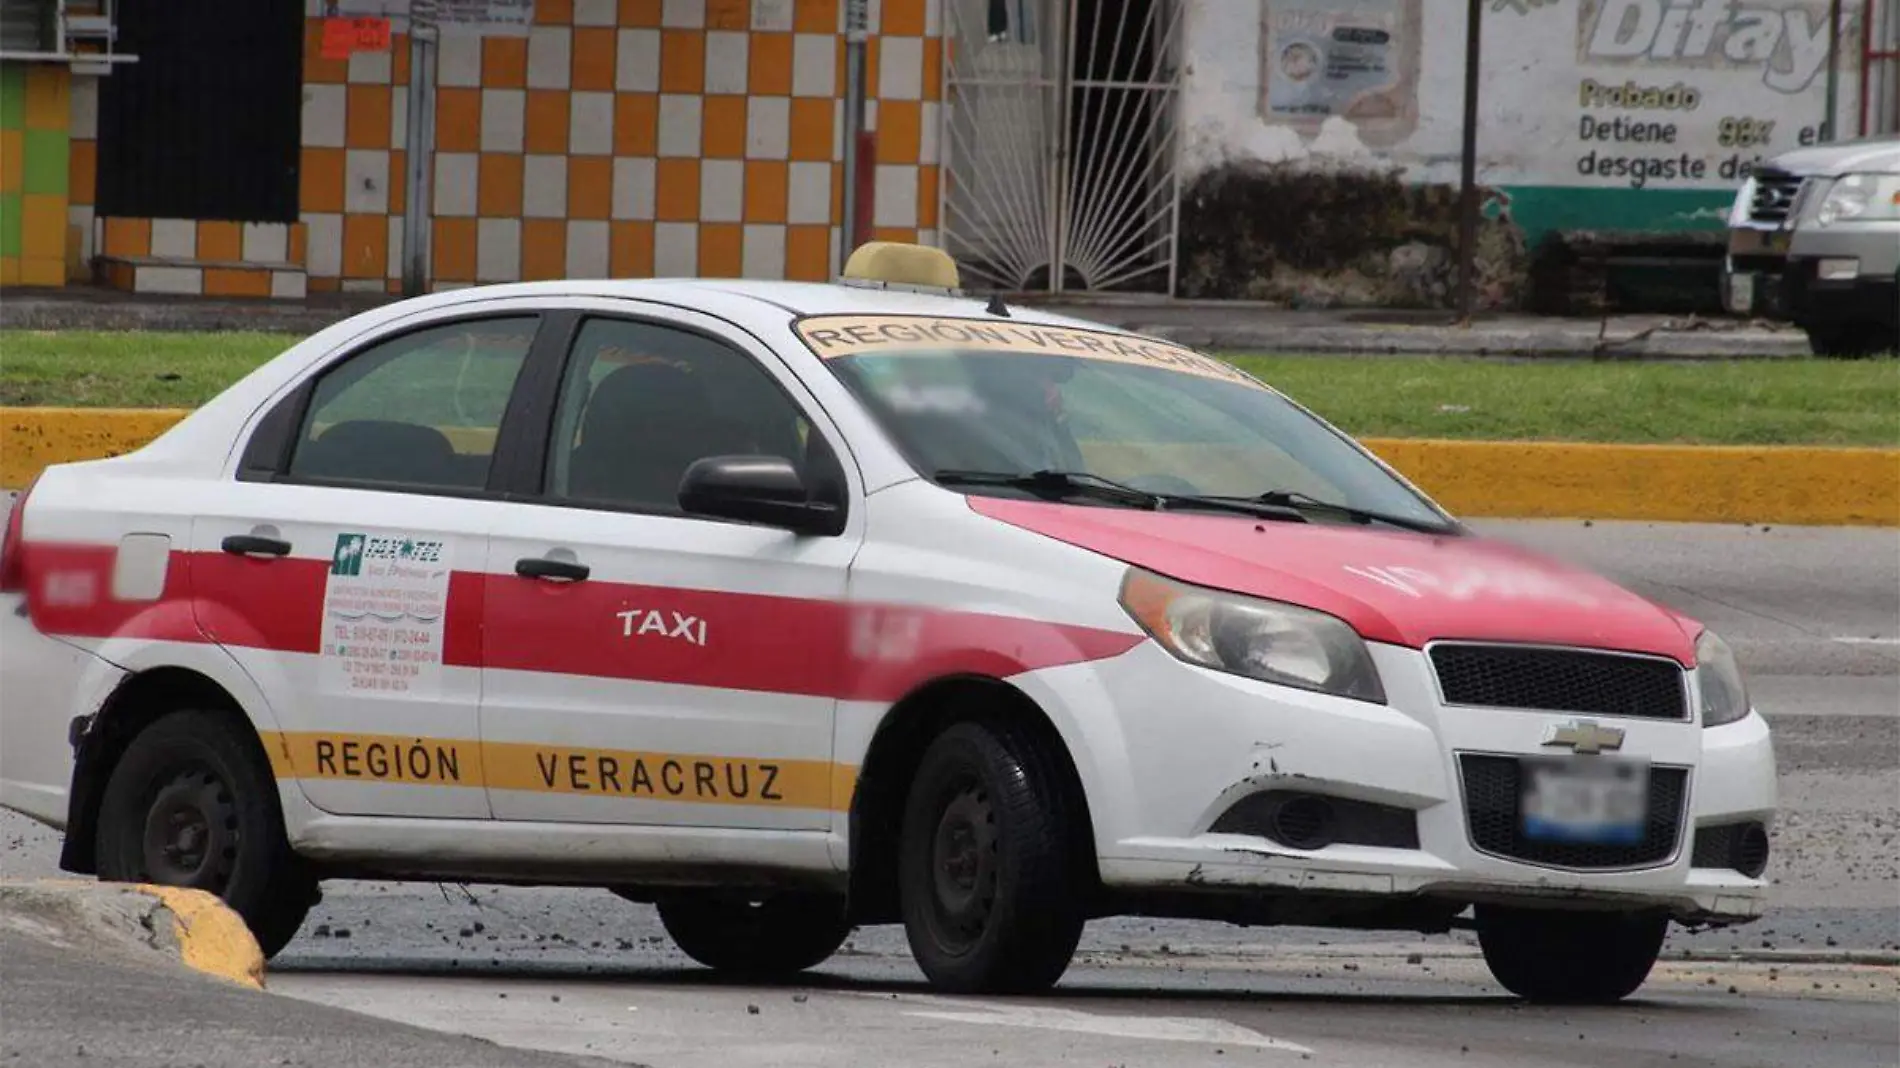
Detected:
[1228,490,1455,534]
[933,469,1313,523]
[931,469,1444,533]
[932,469,1164,510]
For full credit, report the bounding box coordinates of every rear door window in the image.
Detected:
[284,316,538,492]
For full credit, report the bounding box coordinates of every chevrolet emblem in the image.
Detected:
[1542,719,1625,755]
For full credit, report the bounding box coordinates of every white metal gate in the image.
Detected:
[940,0,1186,294]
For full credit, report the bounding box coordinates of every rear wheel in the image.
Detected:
[898,720,1087,994]
[95,709,318,958]
[1803,319,1897,358]
[656,892,852,977]
[1476,905,1667,1004]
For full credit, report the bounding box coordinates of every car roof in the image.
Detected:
[412,277,1147,336]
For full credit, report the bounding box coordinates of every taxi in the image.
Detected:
[0,243,1776,1003]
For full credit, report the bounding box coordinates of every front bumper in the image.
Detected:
[1038,642,1776,926]
[1723,219,1900,327]
[1777,260,1900,329]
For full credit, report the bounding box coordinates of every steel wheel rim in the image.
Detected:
[138,766,239,889]
[927,778,998,949]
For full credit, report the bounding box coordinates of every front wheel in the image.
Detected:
[94,709,319,958]
[656,893,852,978]
[898,720,1088,994]
[1476,905,1667,1004]
[1804,319,1898,359]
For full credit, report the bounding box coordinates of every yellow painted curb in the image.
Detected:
[0,878,265,989]
[0,406,1895,527]
[137,884,267,990]
[1,406,189,490]
[1361,438,1900,528]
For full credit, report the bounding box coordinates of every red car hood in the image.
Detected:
[971,498,1700,665]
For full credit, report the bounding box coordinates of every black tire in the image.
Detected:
[1803,320,1896,359]
[95,709,318,959]
[898,720,1087,994]
[1476,905,1667,1004]
[656,892,851,977]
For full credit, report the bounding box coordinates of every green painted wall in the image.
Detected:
[1495,186,1734,240]
[0,60,71,286]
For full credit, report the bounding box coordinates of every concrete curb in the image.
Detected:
[1141,324,1814,360]
[1361,437,1900,528]
[4,406,1893,527]
[0,295,1819,359]
[1085,941,1900,968]
[0,296,378,336]
[0,879,266,989]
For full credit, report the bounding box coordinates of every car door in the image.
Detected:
[479,306,863,831]
[189,310,552,820]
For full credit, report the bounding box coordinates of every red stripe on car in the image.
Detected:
[23,542,1143,698]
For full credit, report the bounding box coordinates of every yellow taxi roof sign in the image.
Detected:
[840,241,961,291]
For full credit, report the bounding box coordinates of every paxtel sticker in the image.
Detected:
[794,314,1264,388]
[320,531,453,699]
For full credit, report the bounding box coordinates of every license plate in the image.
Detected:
[1728,229,1790,256]
[1520,757,1649,845]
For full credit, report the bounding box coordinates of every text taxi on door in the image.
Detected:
[0,243,1775,1003]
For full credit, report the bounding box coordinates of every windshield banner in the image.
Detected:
[793,315,1264,389]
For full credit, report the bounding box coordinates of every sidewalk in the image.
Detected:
[0,284,1814,359]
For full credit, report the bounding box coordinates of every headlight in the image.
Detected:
[1696,629,1751,727]
[1118,567,1386,703]
[1813,173,1900,226]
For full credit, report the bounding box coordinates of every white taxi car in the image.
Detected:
[0,243,1775,1003]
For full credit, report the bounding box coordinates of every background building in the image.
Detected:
[0,0,1894,300]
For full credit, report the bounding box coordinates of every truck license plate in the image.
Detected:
[1729,229,1790,256]
[1520,758,1649,844]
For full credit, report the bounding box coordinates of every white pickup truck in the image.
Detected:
[1722,136,1900,358]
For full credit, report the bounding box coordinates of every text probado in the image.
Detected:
[1579,78,1702,112]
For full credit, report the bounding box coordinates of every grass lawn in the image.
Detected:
[1229,354,1900,448]
[2,329,1896,447]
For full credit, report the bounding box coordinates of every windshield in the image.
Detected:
[796,315,1453,532]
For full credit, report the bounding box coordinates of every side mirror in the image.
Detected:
[677,455,844,536]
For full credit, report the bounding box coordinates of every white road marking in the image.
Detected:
[1833,637,1898,645]
[893,997,1315,1054]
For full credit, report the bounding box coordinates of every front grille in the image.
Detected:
[1430,644,1688,720]
[1460,754,1686,870]
[1747,171,1805,225]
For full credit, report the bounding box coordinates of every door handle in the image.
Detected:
[515,556,590,582]
[222,534,292,557]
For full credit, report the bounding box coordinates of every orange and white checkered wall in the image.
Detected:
[85,0,945,295]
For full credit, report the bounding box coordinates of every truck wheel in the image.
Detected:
[898,720,1087,994]
[95,709,319,959]
[657,893,851,977]
[1476,905,1667,1004]
[1803,321,1894,359]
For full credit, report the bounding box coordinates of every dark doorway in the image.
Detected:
[1062,0,1172,293]
[97,0,304,223]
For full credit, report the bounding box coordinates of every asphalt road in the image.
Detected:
[2,518,1896,1067]
[0,931,627,1068]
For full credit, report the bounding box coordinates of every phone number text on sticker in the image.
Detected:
[794,314,1263,388]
